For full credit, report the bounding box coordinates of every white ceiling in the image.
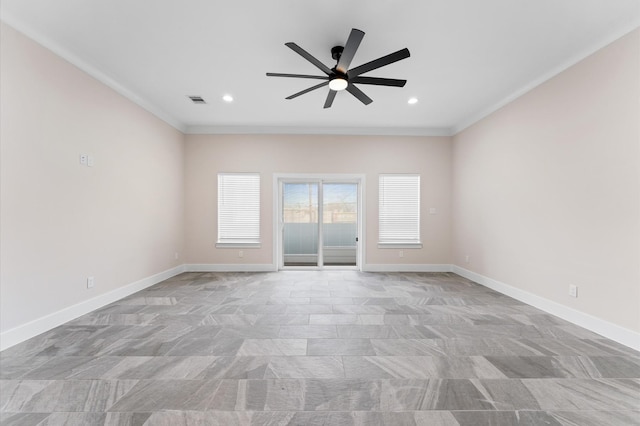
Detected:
[2,0,638,135]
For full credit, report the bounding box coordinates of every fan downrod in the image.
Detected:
[331,46,344,62]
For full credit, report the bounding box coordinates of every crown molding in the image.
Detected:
[452,21,640,135]
[1,13,186,133]
[185,125,454,137]
[1,12,451,139]
[3,11,637,139]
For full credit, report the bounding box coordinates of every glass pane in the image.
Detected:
[322,183,357,266]
[283,183,319,266]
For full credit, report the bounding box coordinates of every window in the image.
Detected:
[217,173,261,247]
[378,174,422,248]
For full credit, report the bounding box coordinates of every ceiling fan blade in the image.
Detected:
[285,42,333,75]
[336,28,365,74]
[285,81,329,100]
[267,72,328,80]
[346,83,373,105]
[351,76,407,87]
[323,90,337,109]
[348,48,410,77]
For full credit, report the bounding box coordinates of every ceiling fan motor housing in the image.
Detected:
[331,46,344,62]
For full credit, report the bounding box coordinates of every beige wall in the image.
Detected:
[0,23,185,332]
[452,30,640,332]
[184,134,452,267]
[2,18,637,345]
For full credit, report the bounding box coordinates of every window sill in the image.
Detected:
[216,241,262,249]
[378,242,423,249]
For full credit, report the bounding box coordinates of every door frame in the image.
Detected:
[273,173,365,271]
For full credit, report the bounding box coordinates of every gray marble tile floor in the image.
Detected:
[1,271,639,425]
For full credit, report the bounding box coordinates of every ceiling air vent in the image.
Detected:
[188,96,206,104]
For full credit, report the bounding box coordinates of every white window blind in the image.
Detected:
[379,174,421,246]
[217,173,260,246]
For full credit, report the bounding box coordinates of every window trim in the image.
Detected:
[377,242,423,249]
[215,241,262,249]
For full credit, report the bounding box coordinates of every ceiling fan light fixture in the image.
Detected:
[329,76,348,91]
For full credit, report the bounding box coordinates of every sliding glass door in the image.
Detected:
[322,183,358,266]
[282,182,319,267]
[279,177,360,269]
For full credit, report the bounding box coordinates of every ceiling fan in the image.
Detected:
[266,28,410,108]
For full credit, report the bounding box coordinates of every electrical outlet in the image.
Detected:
[79,154,88,165]
[464,255,470,263]
[238,250,244,258]
[399,250,404,258]
[569,284,578,298]
[87,276,95,289]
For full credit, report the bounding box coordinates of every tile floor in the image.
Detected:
[1,271,639,425]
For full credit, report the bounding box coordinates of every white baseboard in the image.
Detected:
[0,265,186,351]
[452,265,640,352]
[363,264,453,273]
[3,262,637,353]
[188,263,451,273]
[185,264,277,272]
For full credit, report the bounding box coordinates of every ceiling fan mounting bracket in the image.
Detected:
[331,46,344,61]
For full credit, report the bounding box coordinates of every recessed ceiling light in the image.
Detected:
[223,94,234,102]
[408,97,418,105]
